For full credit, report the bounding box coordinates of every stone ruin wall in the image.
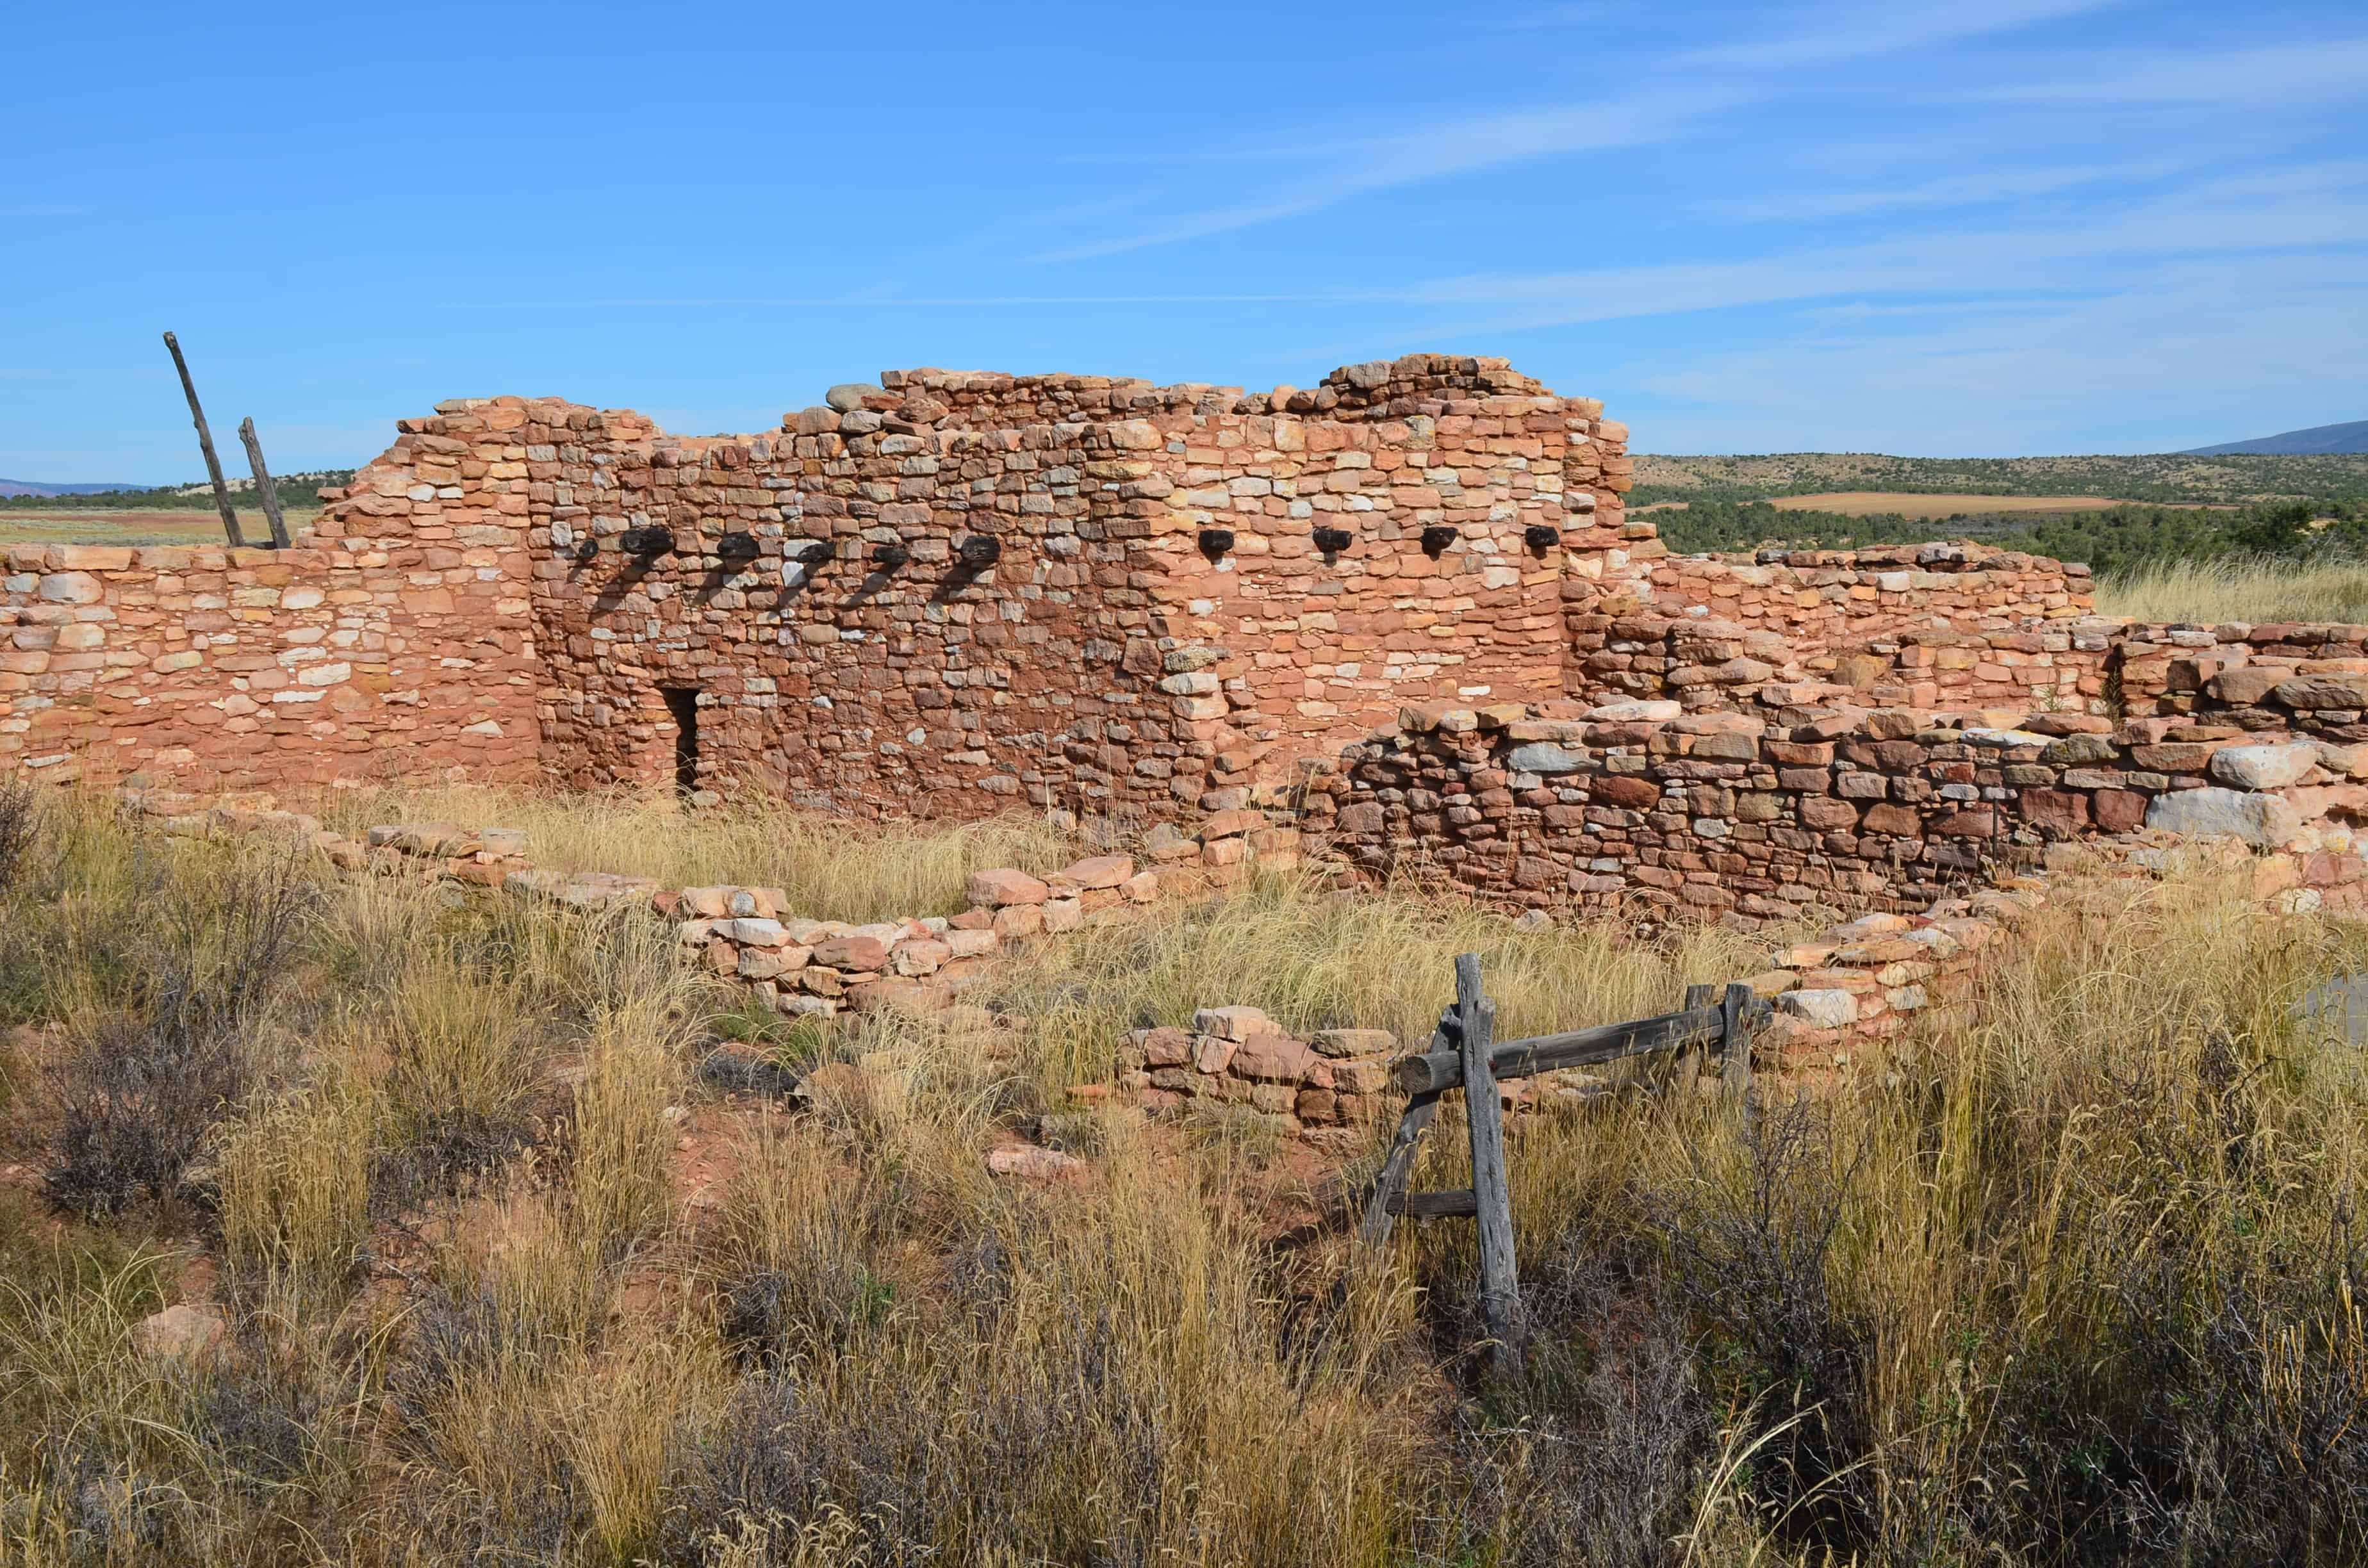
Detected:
[310,354,1630,819]
[0,520,538,790]
[13,348,2368,933]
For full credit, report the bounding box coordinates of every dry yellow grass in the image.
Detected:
[0,509,322,547]
[315,783,1080,922]
[8,785,2368,1562]
[2096,553,2368,624]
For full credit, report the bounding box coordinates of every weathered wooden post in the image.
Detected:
[1359,961,1770,1379]
[236,416,292,549]
[161,332,247,549]
[1721,981,1755,1103]
[1455,953,1524,1377]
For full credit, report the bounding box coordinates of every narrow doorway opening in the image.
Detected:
[662,688,700,797]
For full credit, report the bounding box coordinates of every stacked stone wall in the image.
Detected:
[299,354,1629,821]
[1581,544,2097,712]
[1308,698,2368,923]
[0,535,536,789]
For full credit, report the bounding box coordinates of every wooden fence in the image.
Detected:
[1358,954,1769,1376]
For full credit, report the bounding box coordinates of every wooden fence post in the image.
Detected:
[236,416,292,549]
[1721,981,1755,1104]
[1456,953,1524,1378]
[1682,982,1715,1082]
[1361,963,1771,1379]
[161,332,247,550]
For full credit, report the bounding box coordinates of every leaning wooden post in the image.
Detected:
[1358,1002,1456,1248]
[235,417,292,549]
[161,332,247,549]
[1456,952,1524,1378]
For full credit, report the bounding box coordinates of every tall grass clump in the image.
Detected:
[1414,848,2368,1564]
[214,1086,375,1307]
[2097,553,2368,625]
[40,841,316,1218]
[989,865,1786,1083]
[316,783,1078,921]
[666,1120,1416,1567]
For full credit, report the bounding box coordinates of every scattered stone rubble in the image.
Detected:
[1108,1005,1398,1141]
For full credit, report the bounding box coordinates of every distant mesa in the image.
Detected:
[2182,420,2368,457]
[0,478,152,498]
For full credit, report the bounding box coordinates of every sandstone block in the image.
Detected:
[967,867,1049,906]
[993,904,1045,938]
[2208,742,2317,790]
[1505,741,1586,774]
[1140,1027,1194,1067]
[1311,1027,1395,1058]
[1228,1032,1319,1083]
[811,934,891,972]
[944,929,999,959]
[2208,667,2284,705]
[892,938,951,976]
[2145,786,2303,847]
[1058,854,1134,890]
[985,1145,1085,1181]
[1778,988,1858,1027]
[1593,775,1660,809]
[1583,698,1681,723]
[2274,674,2368,710]
[1194,1004,1274,1041]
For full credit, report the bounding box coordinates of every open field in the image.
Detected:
[0,509,321,548]
[1768,490,2224,518]
[5,781,2368,1564]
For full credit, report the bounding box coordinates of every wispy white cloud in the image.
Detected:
[1629,252,2368,453]
[1024,0,2133,263]
[1713,159,2191,222]
[1028,98,1702,263]
[1672,0,2117,71]
[1966,36,2368,106]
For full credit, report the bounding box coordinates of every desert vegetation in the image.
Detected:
[2094,554,2368,626]
[4,781,2368,1565]
[313,785,1080,924]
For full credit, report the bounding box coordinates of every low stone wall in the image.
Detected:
[1108,1006,1397,1140]
[2116,621,2368,730]
[1,542,537,789]
[1307,698,2368,923]
[1625,543,2091,675]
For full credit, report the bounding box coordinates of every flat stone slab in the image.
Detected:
[2296,974,2368,1047]
[2144,786,2303,848]
[2208,743,2317,790]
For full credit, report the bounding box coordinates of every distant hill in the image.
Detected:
[0,471,356,512]
[2183,420,2368,457]
[0,478,152,498]
[1632,450,2368,509]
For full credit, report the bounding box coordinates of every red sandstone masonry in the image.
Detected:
[1307,698,2368,924]
[342,355,1627,821]
[0,538,536,788]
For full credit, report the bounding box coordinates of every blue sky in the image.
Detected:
[4,1,2365,481]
